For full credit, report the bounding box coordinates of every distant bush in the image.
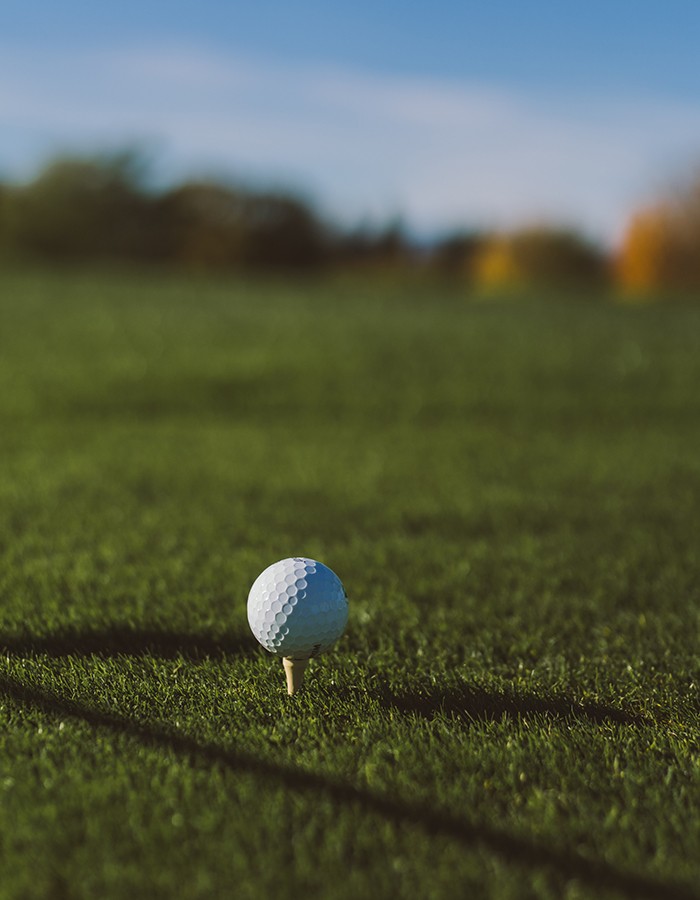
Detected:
[472,226,608,293]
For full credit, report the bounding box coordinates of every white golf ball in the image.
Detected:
[247,557,348,657]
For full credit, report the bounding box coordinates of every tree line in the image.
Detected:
[0,152,411,271]
[1,150,699,296]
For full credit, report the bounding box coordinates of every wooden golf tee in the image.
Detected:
[283,656,310,695]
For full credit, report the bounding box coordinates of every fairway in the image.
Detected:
[1,269,699,899]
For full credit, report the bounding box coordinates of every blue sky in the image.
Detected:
[3,1,700,242]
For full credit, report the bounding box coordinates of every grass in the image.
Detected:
[0,267,699,900]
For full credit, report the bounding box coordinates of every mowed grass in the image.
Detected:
[1,268,699,900]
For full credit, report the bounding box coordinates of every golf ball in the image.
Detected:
[247,557,348,657]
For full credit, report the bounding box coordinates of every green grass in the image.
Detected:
[1,267,699,900]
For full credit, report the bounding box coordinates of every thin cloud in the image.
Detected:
[2,42,700,241]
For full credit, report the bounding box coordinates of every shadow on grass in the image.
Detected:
[377,682,646,728]
[0,627,256,661]
[0,673,693,900]
[3,629,646,729]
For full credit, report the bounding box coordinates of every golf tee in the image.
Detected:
[283,656,309,695]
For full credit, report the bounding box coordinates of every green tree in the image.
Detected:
[242,190,330,269]
[431,230,486,279]
[0,181,10,259]
[156,182,248,267]
[7,151,157,262]
[158,181,330,269]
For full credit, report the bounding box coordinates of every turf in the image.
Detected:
[1,267,699,900]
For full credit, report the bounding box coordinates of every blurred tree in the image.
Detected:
[158,181,329,270]
[431,230,486,279]
[616,205,671,294]
[618,169,700,295]
[157,182,248,267]
[0,181,10,258]
[7,151,158,262]
[472,236,520,290]
[472,226,607,292]
[668,179,700,290]
[243,190,330,269]
[333,217,410,269]
[371,218,407,265]
[1,153,332,270]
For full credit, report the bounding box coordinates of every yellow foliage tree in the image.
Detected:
[472,237,521,290]
[471,226,606,293]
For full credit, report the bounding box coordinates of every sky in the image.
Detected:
[2,1,700,244]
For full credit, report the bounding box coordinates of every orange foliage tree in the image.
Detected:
[616,205,673,295]
[618,172,700,296]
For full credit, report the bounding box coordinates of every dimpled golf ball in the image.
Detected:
[247,557,348,657]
